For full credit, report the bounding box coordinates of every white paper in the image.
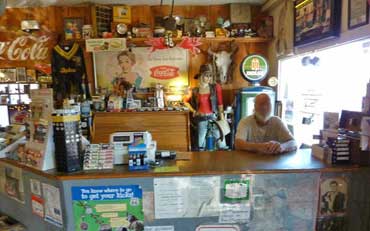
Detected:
[195,225,240,231]
[154,176,220,219]
[31,196,44,218]
[144,226,174,231]
[42,183,63,227]
[219,203,251,224]
[30,178,41,196]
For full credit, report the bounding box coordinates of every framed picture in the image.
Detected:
[319,177,348,217]
[63,17,83,40]
[26,69,37,82]
[339,110,364,131]
[294,0,342,47]
[0,68,17,82]
[16,67,27,82]
[348,0,369,29]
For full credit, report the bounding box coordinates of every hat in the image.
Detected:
[215,119,231,140]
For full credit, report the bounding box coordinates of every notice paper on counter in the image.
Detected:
[219,203,251,224]
[144,226,174,231]
[195,225,240,231]
[42,183,63,227]
[154,176,221,219]
[30,178,42,196]
[31,195,44,218]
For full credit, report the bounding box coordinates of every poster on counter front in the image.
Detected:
[72,185,144,231]
[42,183,63,227]
[0,162,25,203]
[94,47,189,90]
[153,176,221,219]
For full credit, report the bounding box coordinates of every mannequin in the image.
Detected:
[184,64,226,150]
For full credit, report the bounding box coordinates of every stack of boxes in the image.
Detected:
[326,136,351,164]
[83,144,114,170]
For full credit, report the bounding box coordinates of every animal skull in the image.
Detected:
[208,44,237,84]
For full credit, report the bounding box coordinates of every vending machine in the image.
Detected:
[234,54,276,129]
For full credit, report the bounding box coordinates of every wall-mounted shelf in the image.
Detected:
[127,37,271,45]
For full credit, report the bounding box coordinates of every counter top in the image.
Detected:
[0,149,360,180]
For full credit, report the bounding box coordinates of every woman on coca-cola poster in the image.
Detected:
[112,50,143,91]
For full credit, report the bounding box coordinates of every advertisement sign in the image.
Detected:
[0,32,55,68]
[72,185,144,231]
[86,38,126,52]
[94,47,188,90]
[240,54,269,84]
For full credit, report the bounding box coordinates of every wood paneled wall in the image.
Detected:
[0,4,270,106]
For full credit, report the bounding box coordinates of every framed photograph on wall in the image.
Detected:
[63,17,84,40]
[294,0,342,47]
[348,0,369,29]
[0,68,17,82]
[16,67,27,82]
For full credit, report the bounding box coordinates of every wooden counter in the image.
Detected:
[0,149,360,181]
[92,111,190,151]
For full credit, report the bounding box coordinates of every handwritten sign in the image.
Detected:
[0,32,55,68]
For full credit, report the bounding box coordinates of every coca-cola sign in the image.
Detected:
[150,65,180,80]
[0,32,55,68]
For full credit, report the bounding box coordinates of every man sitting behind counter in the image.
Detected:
[235,93,297,154]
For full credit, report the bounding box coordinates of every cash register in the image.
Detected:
[110,131,155,164]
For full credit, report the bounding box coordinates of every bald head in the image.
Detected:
[254,93,272,123]
[255,93,271,105]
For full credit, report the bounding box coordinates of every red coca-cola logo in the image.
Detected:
[150,65,180,80]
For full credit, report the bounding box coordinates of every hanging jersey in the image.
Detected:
[51,43,90,102]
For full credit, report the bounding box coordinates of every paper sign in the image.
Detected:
[195,225,240,231]
[86,38,126,52]
[154,176,220,219]
[0,162,25,203]
[219,204,251,224]
[223,178,250,202]
[30,178,42,196]
[42,183,63,227]
[144,226,174,231]
[72,185,143,231]
[31,195,44,218]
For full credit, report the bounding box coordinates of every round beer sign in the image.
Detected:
[240,54,269,83]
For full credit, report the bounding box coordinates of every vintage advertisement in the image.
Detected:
[72,185,144,231]
[0,32,55,68]
[154,176,220,219]
[42,183,63,227]
[30,178,42,196]
[94,47,189,90]
[86,38,126,52]
[31,195,44,218]
[0,162,25,203]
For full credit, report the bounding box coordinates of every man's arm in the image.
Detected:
[280,140,297,153]
[235,139,268,153]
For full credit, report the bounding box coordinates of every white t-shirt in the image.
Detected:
[235,115,294,143]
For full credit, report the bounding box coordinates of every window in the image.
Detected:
[278,38,370,146]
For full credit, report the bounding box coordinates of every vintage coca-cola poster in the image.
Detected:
[0,31,56,68]
[94,47,188,90]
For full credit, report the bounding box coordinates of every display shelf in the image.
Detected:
[127,36,271,45]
